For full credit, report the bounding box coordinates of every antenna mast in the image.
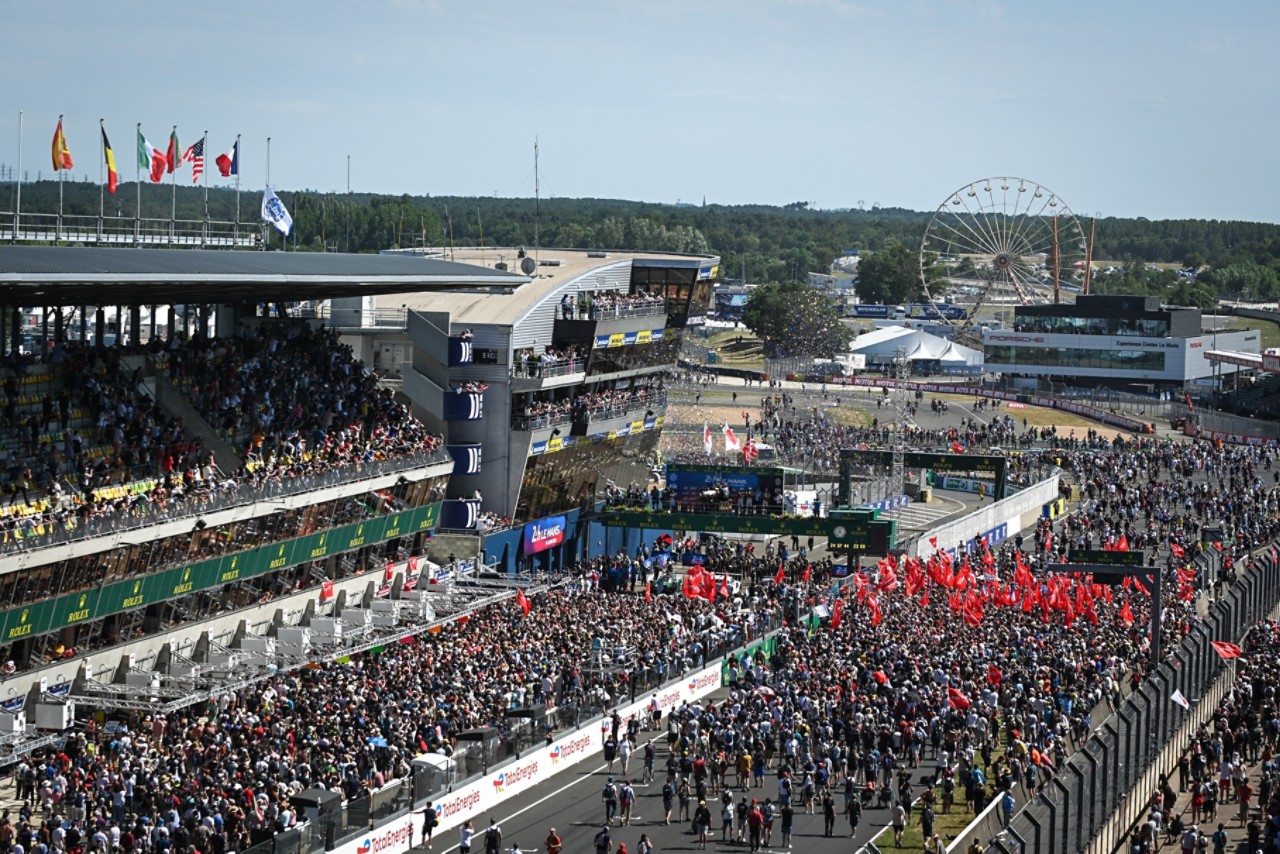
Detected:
[534,137,540,265]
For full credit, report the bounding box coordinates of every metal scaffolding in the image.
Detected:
[889,347,911,514]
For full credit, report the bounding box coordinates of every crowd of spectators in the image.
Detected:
[1,579,754,854]
[514,346,588,378]
[1129,619,1280,854]
[560,292,665,321]
[515,383,667,429]
[1,324,445,549]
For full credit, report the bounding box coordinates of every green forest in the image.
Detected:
[8,178,1280,306]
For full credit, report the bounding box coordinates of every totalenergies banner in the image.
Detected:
[330,658,730,854]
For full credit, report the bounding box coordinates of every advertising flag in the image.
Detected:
[261,187,294,235]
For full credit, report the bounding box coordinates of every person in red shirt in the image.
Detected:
[746,801,764,852]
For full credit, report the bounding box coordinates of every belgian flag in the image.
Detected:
[101,125,118,194]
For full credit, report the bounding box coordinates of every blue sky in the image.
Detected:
[2,0,1276,221]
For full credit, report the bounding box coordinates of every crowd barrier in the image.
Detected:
[985,544,1280,854]
[242,613,787,854]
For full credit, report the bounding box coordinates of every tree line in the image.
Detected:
[7,180,1280,306]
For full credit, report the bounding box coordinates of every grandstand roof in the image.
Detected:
[0,245,530,306]
[385,248,718,327]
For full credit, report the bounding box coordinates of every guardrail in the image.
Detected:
[989,543,1279,854]
[0,210,256,247]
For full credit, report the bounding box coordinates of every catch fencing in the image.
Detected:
[984,545,1279,854]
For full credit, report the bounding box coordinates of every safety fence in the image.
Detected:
[986,544,1279,854]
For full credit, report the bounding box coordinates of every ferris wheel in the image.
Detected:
[920,177,1087,336]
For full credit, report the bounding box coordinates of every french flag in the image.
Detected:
[216,139,239,177]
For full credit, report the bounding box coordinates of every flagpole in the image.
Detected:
[170,125,178,245]
[98,118,105,242]
[11,109,20,244]
[345,153,350,253]
[135,123,142,247]
[233,134,241,248]
[57,114,65,243]
[265,136,271,249]
[201,131,209,248]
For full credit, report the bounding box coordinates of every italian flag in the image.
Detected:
[137,129,167,183]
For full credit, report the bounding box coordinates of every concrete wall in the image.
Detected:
[914,474,1060,557]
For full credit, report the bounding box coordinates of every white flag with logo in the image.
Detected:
[1170,689,1190,710]
[703,422,712,456]
[261,186,294,235]
[723,424,740,453]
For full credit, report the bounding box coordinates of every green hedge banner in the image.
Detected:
[1,502,440,644]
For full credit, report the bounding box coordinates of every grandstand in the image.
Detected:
[0,246,531,739]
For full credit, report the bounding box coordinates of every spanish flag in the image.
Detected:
[101,125,118,194]
[52,116,73,171]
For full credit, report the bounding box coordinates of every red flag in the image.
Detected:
[929,536,938,549]
[1120,601,1134,624]
[831,598,844,629]
[644,581,652,604]
[320,579,334,601]
[872,670,889,685]
[947,687,971,710]
[1211,641,1242,660]
[802,563,812,583]
[515,589,532,616]
[384,561,395,583]
[868,593,882,627]
[876,564,898,593]
[1116,534,1129,552]
[986,664,1002,686]
[1170,542,1186,558]
[1212,541,1223,552]
[773,564,786,585]
[407,556,419,573]
[950,441,966,454]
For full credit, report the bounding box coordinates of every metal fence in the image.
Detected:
[990,544,1280,854]
[0,210,257,247]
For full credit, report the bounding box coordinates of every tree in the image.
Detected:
[855,240,934,304]
[741,281,854,359]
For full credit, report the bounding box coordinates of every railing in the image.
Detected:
[573,390,668,425]
[513,358,588,379]
[0,210,257,247]
[585,302,667,321]
[511,411,574,431]
[298,305,410,330]
[0,446,453,557]
[989,543,1280,854]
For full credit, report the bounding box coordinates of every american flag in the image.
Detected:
[182,136,205,183]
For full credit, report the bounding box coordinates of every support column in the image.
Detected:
[130,305,141,347]
[198,304,210,339]
[94,307,105,347]
[167,306,176,342]
[41,307,49,352]
[54,307,64,345]
[79,306,88,342]
[149,305,157,343]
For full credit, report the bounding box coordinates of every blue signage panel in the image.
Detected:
[523,515,567,554]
